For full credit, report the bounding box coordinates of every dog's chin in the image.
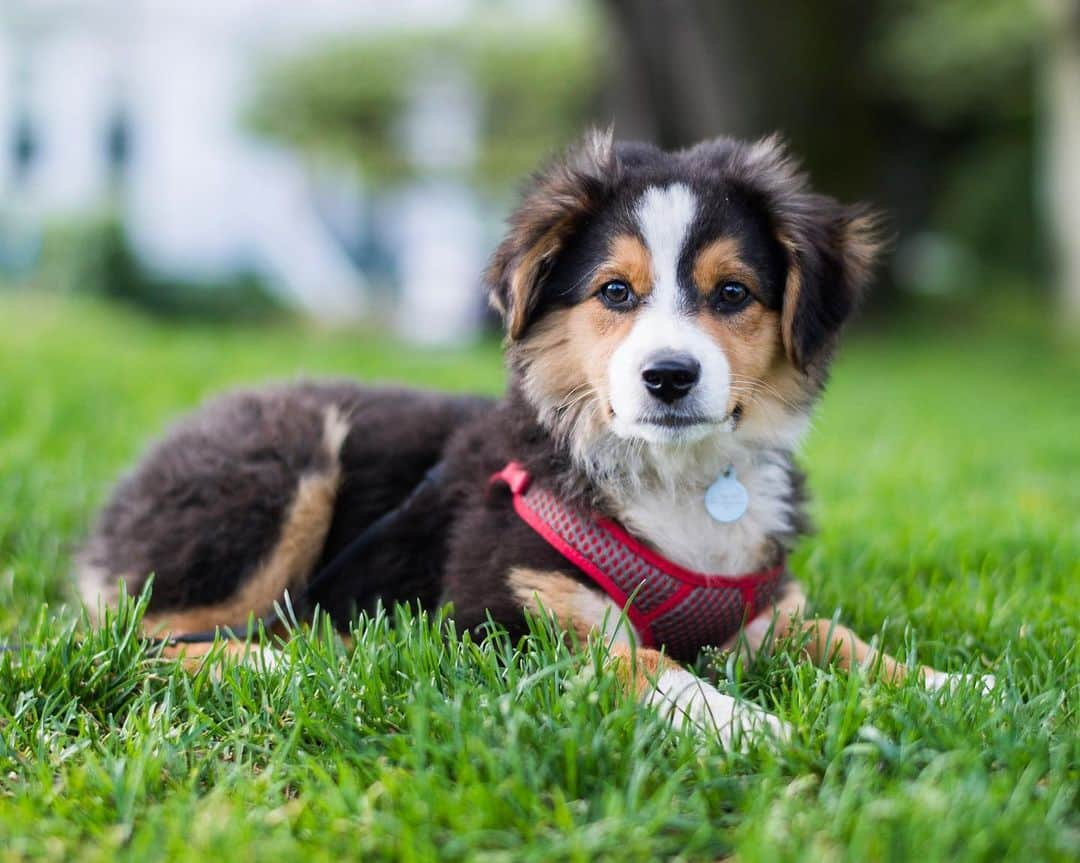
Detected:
[609,413,730,446]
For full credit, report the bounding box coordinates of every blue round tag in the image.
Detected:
[704,468,749,523]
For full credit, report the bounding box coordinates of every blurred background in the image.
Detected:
[1,0,1078,343]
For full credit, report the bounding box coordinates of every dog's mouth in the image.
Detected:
[607,401,744,443]
[637,402,742,430]
[644,414,716,428]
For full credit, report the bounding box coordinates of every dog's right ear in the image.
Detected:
[486,129,619,340]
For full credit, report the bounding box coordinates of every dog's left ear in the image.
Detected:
[777,197,881,374]
[700,135,883,373]
[487,128,620,340]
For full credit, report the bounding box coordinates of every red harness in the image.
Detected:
[492,462,785,661]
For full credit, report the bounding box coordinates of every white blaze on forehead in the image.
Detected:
[635,183,696,311]
[607,183,733,443]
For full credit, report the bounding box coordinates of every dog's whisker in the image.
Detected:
[728,376,802,413]
[557,387,593,411]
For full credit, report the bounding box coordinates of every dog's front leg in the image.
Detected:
[729,582,994,691]
[607,644,790,748]
[509,568,789,747]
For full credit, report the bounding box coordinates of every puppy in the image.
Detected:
[77,131,988,746]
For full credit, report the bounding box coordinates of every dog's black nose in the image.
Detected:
[641,354,700,404]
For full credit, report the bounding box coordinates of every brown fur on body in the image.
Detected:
[79,131,972,711]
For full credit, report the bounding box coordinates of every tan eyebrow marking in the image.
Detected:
[593,234,654,298]
[692,237,759,297]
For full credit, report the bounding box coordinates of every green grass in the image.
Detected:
[0,292,1077,862]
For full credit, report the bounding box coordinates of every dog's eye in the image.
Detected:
[713,281,751,312]
[599,280,636,310]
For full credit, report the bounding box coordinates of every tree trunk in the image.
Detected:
[601,0,758,146]
[1041,0,1080,327]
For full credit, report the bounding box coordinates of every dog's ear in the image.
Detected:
[486,128,619,340]
[778,198,880,373]
[698,135,883,372]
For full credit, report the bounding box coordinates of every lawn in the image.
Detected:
[0,292,1077,862]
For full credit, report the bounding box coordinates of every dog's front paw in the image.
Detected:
[923,670,996,694]
[646,669,790,749]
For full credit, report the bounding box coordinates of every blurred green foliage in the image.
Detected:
[248,11,603,189]
[871,0,1044,280]
[35,212,285,322]
[875,0,1041,124]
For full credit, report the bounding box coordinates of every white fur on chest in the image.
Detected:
[610,451,795,574]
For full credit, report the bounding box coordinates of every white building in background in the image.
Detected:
[0,0,493,342]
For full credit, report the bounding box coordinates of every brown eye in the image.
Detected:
[599,280,636,310]
[713,281,750,312]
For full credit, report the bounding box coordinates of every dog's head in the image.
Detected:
[488,130,880,469]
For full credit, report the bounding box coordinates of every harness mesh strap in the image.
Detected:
[492,462,785,661]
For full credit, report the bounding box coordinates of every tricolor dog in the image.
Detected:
[78,132,990,746]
